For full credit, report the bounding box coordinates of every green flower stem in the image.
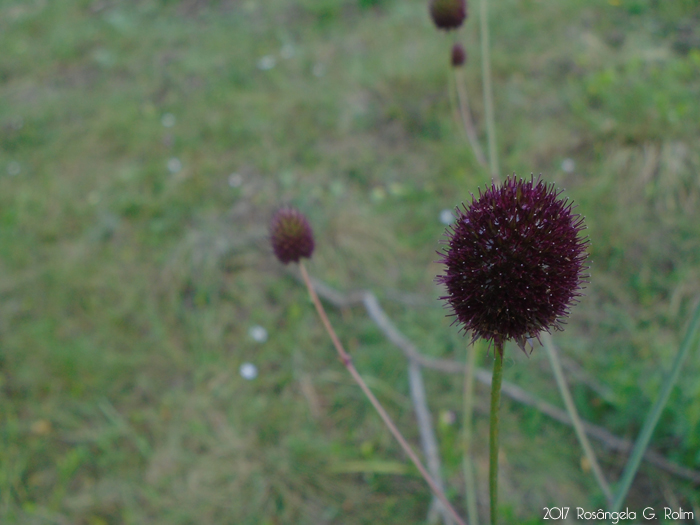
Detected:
[462,341,480,525]
[479,0,499,180]
[299,261,467,525]
[489,345,504,525]
[542,333,612,503]
[611,297,700,512]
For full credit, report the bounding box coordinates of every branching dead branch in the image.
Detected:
[296,271,700,486]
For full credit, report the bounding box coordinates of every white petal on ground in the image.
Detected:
[248,325,268,343]
[239,362,258,380]
[257,55,276,70]
[161,113,176,128]
[167,158,182,173]
[561,158,575,173]
[440,209,455,225]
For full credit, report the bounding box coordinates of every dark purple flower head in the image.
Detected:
[270,207,315,265]
[451,43,467,67]
[429,0,467,31]
[436,175,589,355]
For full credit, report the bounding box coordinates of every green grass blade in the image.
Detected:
[611,298,700,512]
[542,333,612,503]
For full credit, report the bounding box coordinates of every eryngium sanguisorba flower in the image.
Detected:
[451,43,467,67]
[436,175,589,354]
[270,207,315,265]
[429,0,467,31]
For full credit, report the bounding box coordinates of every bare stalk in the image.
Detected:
[408,361,454,525]
[489,346,504,525]
[298,261,467,525]
[479,0,499,180]
[462,341,480,525]
[454,68,487,168]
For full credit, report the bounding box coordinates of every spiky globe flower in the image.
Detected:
[429,0,467,31]
[451,43,467,67]
[270,207,315,265]
[436,175,589,354]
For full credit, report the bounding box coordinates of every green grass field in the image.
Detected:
[1,0,700,523]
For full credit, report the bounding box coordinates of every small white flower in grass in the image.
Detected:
[439,209,454,225]
[167,158,182,173]
[239,362,258,380]
[228,173,243,188]
[7,161,20,176]
[249,325,268,343]
[257,55,276,71]
[561,158,575,173]
[161,113,176,128]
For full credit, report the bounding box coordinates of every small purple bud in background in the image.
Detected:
[270,207,315,265]
[451,43,467,67]
[429,0,467,31]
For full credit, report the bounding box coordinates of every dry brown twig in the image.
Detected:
[298,262,466,525]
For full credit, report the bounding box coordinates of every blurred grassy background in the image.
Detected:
[1,0,700,523]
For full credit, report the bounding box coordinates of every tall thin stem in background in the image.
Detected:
[479,0,499,180]
[454,68,488,168]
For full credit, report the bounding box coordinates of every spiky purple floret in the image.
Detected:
[451,43,467,67]
[436,175,589,353]
[270,207,315,265]
[429,0,467,31]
